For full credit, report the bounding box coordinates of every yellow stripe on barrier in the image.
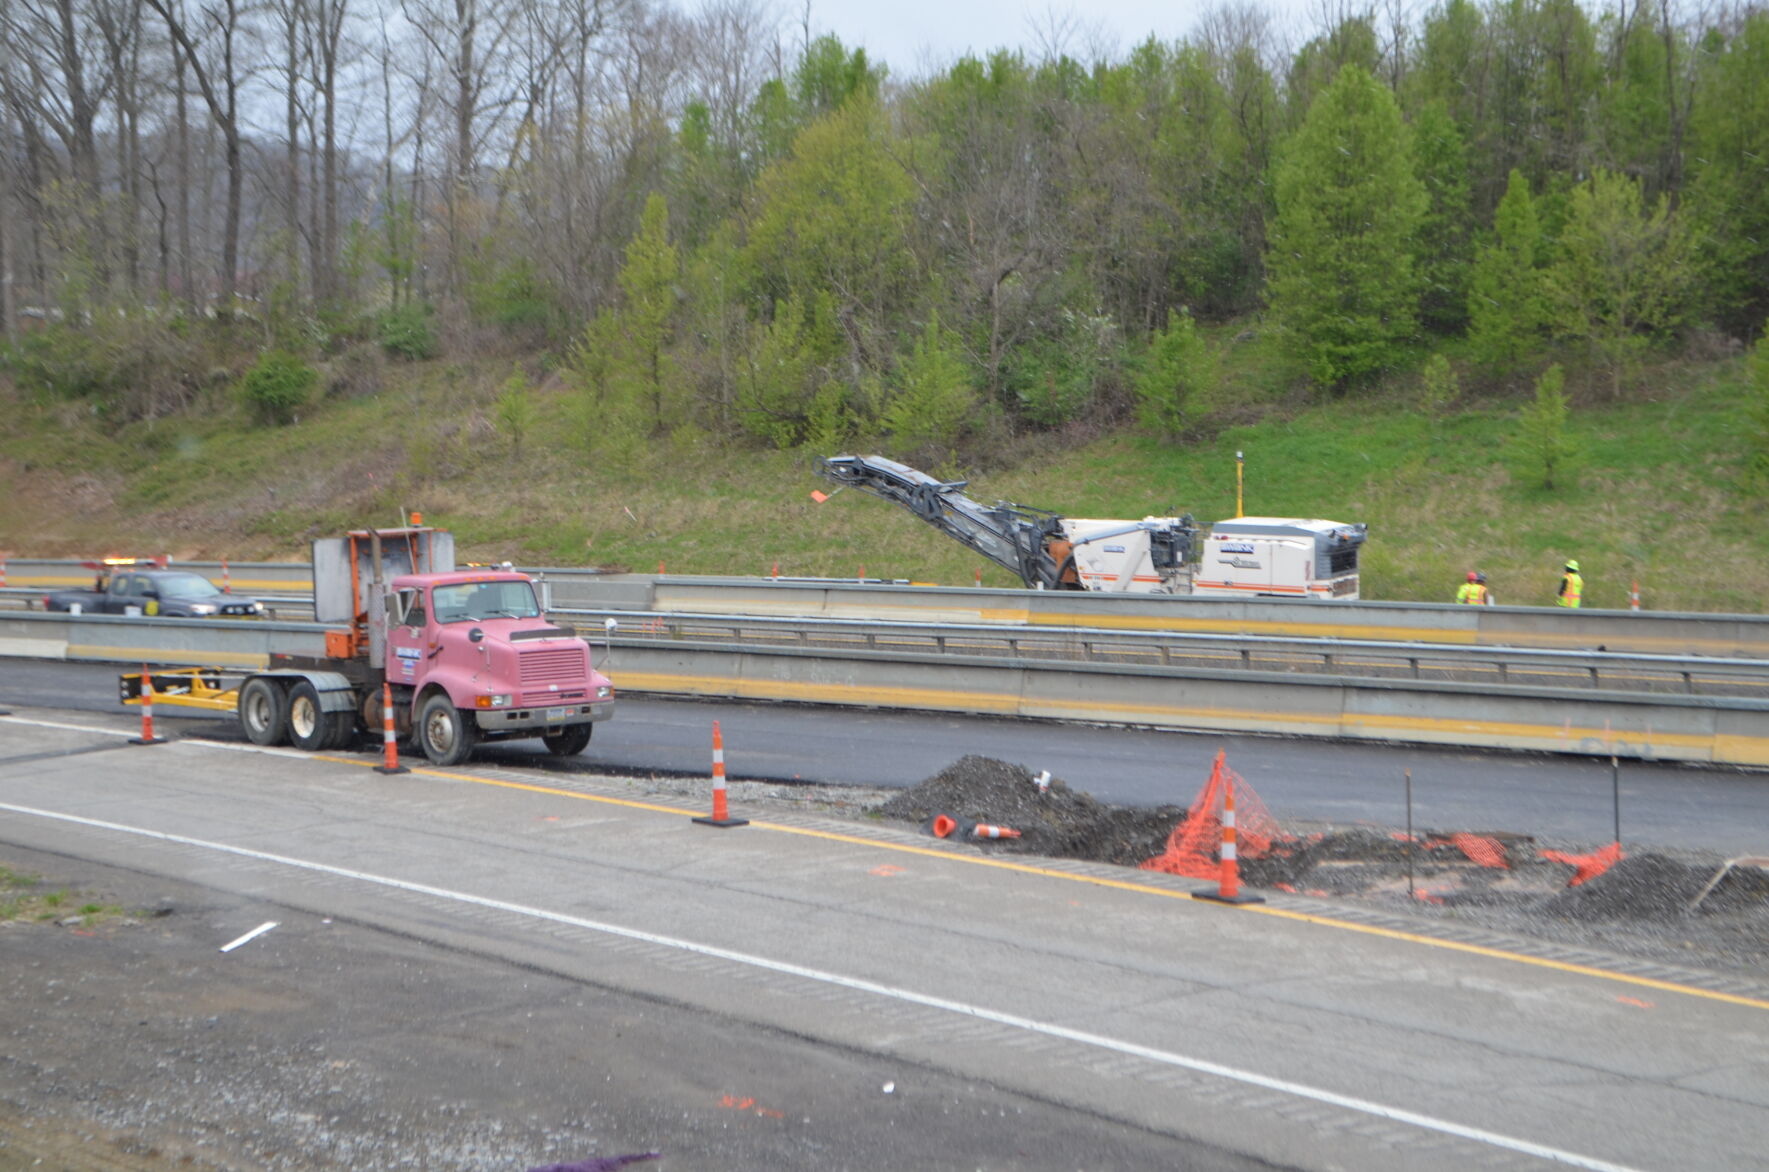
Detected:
[1023,611,1484,645]
[67,645,270,669]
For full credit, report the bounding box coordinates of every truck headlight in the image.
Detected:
[475,693,513,708]
[188,603,218,615]
[596,686,612,699]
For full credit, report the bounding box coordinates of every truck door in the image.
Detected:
[105,574,141,615]
[384,587,431,690]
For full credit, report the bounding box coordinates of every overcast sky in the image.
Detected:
[802,1,1330,77]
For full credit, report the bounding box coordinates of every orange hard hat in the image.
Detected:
[1467,571,1479,581]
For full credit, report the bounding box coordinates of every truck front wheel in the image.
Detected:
[239,678,288,746]
[417,694,477,766]
[542,724,593,756]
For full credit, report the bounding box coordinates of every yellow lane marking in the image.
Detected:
[311,749,1769,1013]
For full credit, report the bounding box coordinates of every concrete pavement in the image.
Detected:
[2,707,1766,1171]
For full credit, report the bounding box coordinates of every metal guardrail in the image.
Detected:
[10,560,1769,658]
[563,609,1769,700]
[6,589,1767,700]
[4,610,1767,767]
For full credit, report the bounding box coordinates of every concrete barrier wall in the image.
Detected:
[0,613,326,668]
[606,641,1769,768]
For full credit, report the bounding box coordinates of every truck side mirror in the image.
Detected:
[602,617,618,666]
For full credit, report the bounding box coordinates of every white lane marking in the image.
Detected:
[0,800,1644,1172]
[0,716,139,738]
[0,715,310,759]
[220,920,279,952]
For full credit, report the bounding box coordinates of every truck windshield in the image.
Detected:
[154,573,223,599]
[432,580,540,623]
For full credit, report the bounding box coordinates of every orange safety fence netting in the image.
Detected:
[1139,749,1285,880]
[1539,841,1625,886]
[1448,832,1510,869]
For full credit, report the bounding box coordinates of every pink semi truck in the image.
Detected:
[125,524,614,765]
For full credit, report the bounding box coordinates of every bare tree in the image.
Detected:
[146,0,255,306]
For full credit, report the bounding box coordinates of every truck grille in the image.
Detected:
[519,646,587,686]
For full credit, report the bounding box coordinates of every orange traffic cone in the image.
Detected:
[693,721,748,828]
[374,681,408,774]
[130,666,166,745]
[930,814,960,838]
[970,823,1021,840]
[1192,773,1263,904]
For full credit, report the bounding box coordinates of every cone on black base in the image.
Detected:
[373,682,409,775]
[693,721,748,828]
[130,667,167,746]
[1192,775,1263,905]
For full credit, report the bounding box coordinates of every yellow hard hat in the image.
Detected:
[1565,559,1580,572]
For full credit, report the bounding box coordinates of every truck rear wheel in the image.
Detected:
[542,724,593,756]
[288,681,343,751]
[239,677,288,746]
[417,693,476,766]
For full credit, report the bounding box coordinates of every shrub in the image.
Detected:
[377,302,438,360]
[237,349,317,425]
[1132,310,1215,438]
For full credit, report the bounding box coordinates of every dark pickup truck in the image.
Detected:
[46,566,268,618]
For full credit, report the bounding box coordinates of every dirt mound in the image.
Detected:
[875,755,1183,866]
[875,756,1769,974]
[1540,853,1769,922]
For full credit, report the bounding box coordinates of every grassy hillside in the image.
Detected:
[1,346,1762,614]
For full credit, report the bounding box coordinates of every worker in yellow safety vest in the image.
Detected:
[1556,560,1583,608]
[1455,571,1491,605]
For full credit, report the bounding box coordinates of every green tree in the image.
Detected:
[1543,168,1692,398]
[744,101,916,373]
[1266,65,1427,389]
[1467,169,1545,375]
[733,292,842,449]
[881,310,978,457]
[1514,363,1577,489]
[616,193,681,432]
[1684,11,1769,335]
[1418,352,1459,416]
[494,370,536,458]
[1132,309,1214,438]
[1411,101,1474,335]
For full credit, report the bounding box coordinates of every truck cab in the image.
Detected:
[384,569,614,764]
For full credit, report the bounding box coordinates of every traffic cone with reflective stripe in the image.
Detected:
[694,721,748,828]
[374,682,408,775]
[1192,774,1262,904]
[130,666,166,745]
[221,558,230,593]
[1630,580,1641,611]
[970,823,1021,840]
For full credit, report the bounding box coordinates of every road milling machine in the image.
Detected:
[816,454,1367,599]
